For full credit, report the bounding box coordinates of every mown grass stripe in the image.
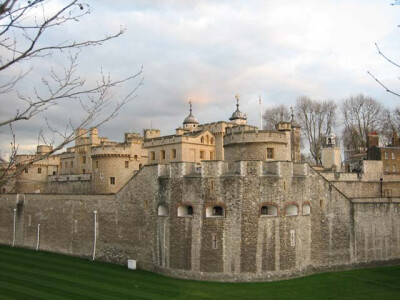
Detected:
[0,255,181,298]
[0,262,175,300]
[0,247,179,293]
[0,246,399,300]
[0,275,68,300]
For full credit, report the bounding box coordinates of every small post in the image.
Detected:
[380,177,383,198]
[12,208,16,247]
[36,224,41,251]
[92,210,97,261]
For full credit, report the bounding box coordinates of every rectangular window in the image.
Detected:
[386,164,389,172]
[161,150,166,160]
[110,177,116,185]
[171,149,176,159]
[210,151,214,160]
[95,160,99,168]
[385,152,388,160]
[65,162,68,168]
[24,168,28,173]
[212,233,218,249]
[267,148,274,159]
[125,161,129,168]
[151,151,155,161]
[70,161,73,168]
[210,180,214,191]
[82,169,86,174]
[393,165,396,173]
[82,156,86,164]
[37,167,41,174]
[392,153,395,160]
[200,151,205,160]
[290,230,296,247]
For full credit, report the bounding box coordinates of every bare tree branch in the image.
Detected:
[0,1,143,188]
[367,71,400,98]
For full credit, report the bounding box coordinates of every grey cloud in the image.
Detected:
[1,0,399,155]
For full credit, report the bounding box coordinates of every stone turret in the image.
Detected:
[144,129,161,139]
[229,95,247,125]
[321,133,341,171]
[183,100,199,131]
[290,107,301,163]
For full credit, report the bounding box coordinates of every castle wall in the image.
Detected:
[0,161,399,282]
[0,166,159,268]
[324,181,400,198]
[352,200,400,263]
[44,180,92,194]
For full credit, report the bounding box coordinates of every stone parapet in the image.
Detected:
[48,174,92,182]
[224,129,288,146]
[159,160,309,179]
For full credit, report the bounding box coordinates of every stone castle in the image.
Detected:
[0,99,399,282]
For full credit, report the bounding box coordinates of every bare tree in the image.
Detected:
[262,105,291,130]
[378,106,400,145]
[341,94,383,152]
[295,96,337,165]
[0,1,143,187]
[392,106,400,133]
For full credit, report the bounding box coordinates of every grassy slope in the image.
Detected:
[0,246,399,300]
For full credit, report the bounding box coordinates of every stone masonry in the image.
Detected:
[1,160,399,282]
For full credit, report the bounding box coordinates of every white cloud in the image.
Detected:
[1,0,400,153]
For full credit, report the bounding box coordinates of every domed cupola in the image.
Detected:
[183,100,199,131]
[290,106,300,128]
[229,95,247,125]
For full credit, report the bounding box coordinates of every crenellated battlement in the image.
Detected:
[155,160,308,179]
[224,129,289,146]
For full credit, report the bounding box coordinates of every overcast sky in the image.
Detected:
[1,0,400,156]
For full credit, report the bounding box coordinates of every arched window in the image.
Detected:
[158,204,168,216]
[206,135,209,144]
[134,155,138,160]
[2,188,5,194]
[206,206,225,217]
[303,203,311,215]
[139,164,143,169]
[210,137,214,144]
[178,204,193,217]
[200,137,204,144]
[285,204,298,216]
[260,205,277,216]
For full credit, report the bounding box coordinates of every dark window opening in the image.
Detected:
[261,206,268,215]
[212,206,223,216]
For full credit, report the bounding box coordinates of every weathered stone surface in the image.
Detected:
[0,161,399,282]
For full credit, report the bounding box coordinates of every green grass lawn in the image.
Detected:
[0,246,399,300]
